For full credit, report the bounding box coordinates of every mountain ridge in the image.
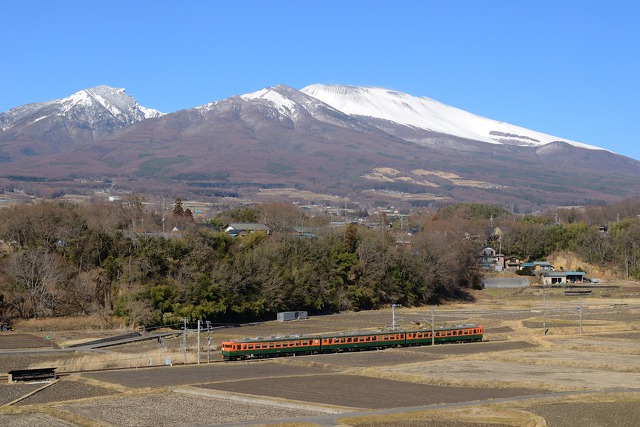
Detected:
[0,84,638,211]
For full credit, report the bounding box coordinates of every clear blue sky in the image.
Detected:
[2,1,639,160]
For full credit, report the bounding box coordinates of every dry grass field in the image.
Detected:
[1,282,639,426]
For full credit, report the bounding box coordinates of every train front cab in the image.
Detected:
[222,338,322,360]
[405,325,483,346]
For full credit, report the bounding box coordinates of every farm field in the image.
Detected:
[0,284,639,426]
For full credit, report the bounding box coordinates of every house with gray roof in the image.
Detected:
[224,223,271,237]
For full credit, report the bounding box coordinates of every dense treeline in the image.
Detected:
[2,197,640,327]
[0,201,482,327]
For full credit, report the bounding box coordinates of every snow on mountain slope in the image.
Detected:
[202,84,369,131]
[240,86,300,117]
[237,84,353,125]
[301,84,603,151]
[0,86,163,132]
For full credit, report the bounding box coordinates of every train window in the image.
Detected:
[302,341,307,345]
[269,343,274,348]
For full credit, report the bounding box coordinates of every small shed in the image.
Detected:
[8,367,57,383]
[277,311,308,322]
[541,272,566,285]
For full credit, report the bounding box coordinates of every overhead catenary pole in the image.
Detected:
[391,304,401,331]
[543,286,547,336]
[182,318,187,364]
[431,306,435,346]
[197,320,201,365]
[578,305,583,334]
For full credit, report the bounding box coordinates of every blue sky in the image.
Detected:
[2,1,639,160]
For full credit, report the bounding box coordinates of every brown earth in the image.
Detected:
[0,282,639,426]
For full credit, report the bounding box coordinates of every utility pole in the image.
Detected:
[182,318,187,364]
[391,304,401,330]
[543,286,547,336]
[162,197,166,233]
[197,320,201,365]
[419,307,436,346]
[578,305,583,335]
[431,307,435,346]
[206,321,211,363]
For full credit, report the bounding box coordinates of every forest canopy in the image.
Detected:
[0,201,482,327]
[1,197,640,327]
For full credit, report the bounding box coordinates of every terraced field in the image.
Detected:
[1,284,639,426]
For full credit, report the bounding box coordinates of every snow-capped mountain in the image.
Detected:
[0,85,163,142]
[2,83,640,211]
[301,84,603,151]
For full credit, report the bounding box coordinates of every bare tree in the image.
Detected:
[4,248,64,318]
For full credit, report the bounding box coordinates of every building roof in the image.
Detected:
[225,223,270,232]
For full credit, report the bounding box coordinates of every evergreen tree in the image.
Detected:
[173,197,184,217]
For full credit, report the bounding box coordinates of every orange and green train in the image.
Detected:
[221,324,483,361]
